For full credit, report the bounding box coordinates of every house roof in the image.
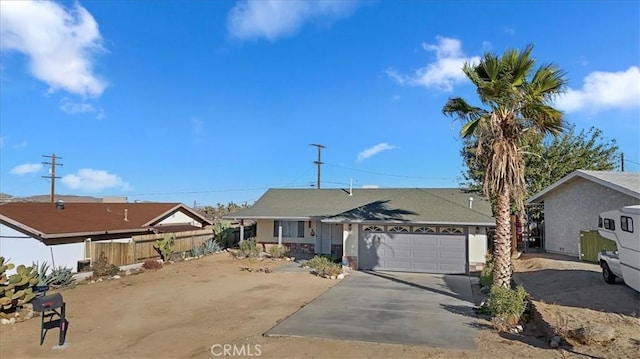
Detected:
[0,202,212,239]
[225,188,495,225]
[527,170,640,203]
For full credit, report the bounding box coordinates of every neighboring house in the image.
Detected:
[527,170,640,257]
[0,201,212,271]
[225,188,495,274]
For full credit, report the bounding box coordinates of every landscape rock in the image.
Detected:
[337,274,345,280]
[112,275,121,279]
[573,324,616,344]
[551,335,562,344]
[550,339,559,349]
[24,311,34,320]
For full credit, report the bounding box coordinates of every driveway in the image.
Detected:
[265,270,481,349]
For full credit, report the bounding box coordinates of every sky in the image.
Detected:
[1,0,639,207]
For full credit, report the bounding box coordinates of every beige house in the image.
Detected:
[527,170,640,257]
[226,188,495,274]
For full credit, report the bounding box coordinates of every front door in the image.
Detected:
[315,222,332,254]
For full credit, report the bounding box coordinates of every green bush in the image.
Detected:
[480,253,494,288]
[306,256,341,277]
[269,245,284,259]
[238,239,259,258]
[486,285,528,329]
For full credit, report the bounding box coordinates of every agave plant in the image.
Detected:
[47,266,74,287]
[202,239,221,255]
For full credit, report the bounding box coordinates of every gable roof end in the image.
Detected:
[527,170,640,203]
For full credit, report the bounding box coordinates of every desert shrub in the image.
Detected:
[486,285,528,330]
[142,259,163,270]
[269,245,285,259]
[202,238,222,255]
[306,256,341,277]
[480,253,494,288]
[91,253,120,277]
[46,266,75,287]
[321,254,341,263]
[238,239,259,258]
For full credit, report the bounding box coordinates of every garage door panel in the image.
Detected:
[359,229,466,274]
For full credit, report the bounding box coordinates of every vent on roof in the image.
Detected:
[468,197,474,209]
[124,209,129,222]
[55,200,65,210]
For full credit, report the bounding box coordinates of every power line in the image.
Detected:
[42,153,62,203]
[323,162,455,180]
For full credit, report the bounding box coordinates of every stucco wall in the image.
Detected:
[158,210,203,227]
[0,224,85,273]
[468,226,488,264]
[543,178,640,257]
[343,224,359,257]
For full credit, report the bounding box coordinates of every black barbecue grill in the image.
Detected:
[31,293,69,346]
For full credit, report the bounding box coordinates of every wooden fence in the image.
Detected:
[579,230,617,263]
[85,228,215,266]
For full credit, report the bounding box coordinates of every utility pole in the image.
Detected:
[310,144,325,189]
[621,152,625,172]
[42,154,63,203]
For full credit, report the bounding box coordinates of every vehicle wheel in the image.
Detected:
[601,262,617,284]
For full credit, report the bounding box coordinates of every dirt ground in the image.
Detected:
[1,252,636,359]
[514,253,640,359]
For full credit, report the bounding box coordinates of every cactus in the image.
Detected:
[1,257,37,318]
[154,234,175,261]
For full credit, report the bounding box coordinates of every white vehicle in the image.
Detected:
[597,205,640,292]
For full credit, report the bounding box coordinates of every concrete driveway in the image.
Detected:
[265,270,481,349]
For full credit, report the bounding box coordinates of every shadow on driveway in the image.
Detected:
[265,271,480,349]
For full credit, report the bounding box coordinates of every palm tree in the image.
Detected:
[443,45,568,288]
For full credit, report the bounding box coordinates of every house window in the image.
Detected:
[413,226,436,233]
[440,227,464,234]
[621,216,634,233]
[388,226,409,232]
[273,221,304,238]
[603,218,615,231]
[363,225,384,232]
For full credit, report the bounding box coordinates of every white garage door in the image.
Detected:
[358,225,467,274]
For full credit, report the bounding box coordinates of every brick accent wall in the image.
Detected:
[468,262,485,273]
[259,242,315,254]
[344,256,358,270]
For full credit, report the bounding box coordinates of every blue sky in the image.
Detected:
[1,0,639,206]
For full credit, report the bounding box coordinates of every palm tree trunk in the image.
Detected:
[493,187,513,288]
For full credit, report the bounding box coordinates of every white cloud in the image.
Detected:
[386,36,480,92]
[0,1,107,97]
[10,163,42,175]
[62,168,130,192]
[556,66,640,113]
[357,143,396,162]
[60,98,105,119]
[227,0,359,41]
[13,140,28,149]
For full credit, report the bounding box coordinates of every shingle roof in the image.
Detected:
[528,170,640,203]
[0,202,212,239]
[225,188,495,225]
